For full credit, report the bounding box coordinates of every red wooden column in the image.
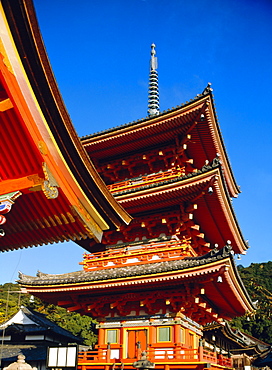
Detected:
[173,322,180,344]
[173,321,181,360]
[149,320,156,345]
[198,339,204,361]
[120,323,125,360]
[97,327,105,360]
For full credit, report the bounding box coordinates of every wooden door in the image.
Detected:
[127,329,147,359]
[189,333,194,348]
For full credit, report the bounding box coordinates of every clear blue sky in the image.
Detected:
[1,0,272,284]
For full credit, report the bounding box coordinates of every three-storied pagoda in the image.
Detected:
[19,43,255,370]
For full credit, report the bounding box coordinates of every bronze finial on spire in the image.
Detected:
[148,44,160,117]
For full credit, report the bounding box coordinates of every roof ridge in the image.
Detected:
[18,242,234,286]
[80,85,213,141]
[110,157,221,197]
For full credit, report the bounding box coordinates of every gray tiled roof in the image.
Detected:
[111,157,221,197]
[0,344,46,362]
[19,245,233,286]
[1,306,82,343]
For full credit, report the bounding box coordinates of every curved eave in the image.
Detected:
[19,255,254,319]
[203,94,240,197]
[195,169,247,254]
[221,257,255,316]
[203,322,260,350]
[0,0,131,246]
[115,168,247,253]
[82,93,239,198]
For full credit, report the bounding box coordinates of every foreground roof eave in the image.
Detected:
[0,0,132,233]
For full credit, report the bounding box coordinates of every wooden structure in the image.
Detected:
[81,82,247,255]
[19,83,255,370]
[0,0,131,252]
[203,322,270,370]
[2,1,254,370]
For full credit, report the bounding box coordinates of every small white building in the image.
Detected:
[0,306,82,370]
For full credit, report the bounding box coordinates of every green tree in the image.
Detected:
[231,262,272,344]
[0,283,23,322]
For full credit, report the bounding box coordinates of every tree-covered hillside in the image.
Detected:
[231,261,272,344]
[1,261,271,345]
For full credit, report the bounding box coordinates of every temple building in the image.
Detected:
[0,1,261,370]
[18,45,255,370]
[0,306,83,370]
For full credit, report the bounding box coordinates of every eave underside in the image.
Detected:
[115,168,247,254]
[19,251,254,322]
[82,95,239,197]
[0,190,93,251]
[0,0,131,251]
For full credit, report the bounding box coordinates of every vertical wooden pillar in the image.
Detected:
[98,327,105,345]
[97,327,105,360]
[173,322,180,344]
[149,321,156,345]
[106,342,111,362]
[198,339,203,361]
[120,324,125,360]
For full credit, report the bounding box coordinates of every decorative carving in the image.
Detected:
[38,141,48,155]
[0,215,6,225]
[81,287,218,323]
[0,191,22,237]
[0,40,14,74]
[202,82,213,95]
[41,163,59,199]
[36,270,49,277]
[27,174,44,191]
[71,202,103,242]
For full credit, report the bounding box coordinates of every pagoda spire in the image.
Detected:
[147,43,160,117]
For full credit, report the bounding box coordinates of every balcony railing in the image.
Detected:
[107,168,186,194]
[80,238,195,271]
[78,346,232,367]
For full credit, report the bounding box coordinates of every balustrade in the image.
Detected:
[78,346,232,367]
[81,239,192,271]
[107,168,185,194]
